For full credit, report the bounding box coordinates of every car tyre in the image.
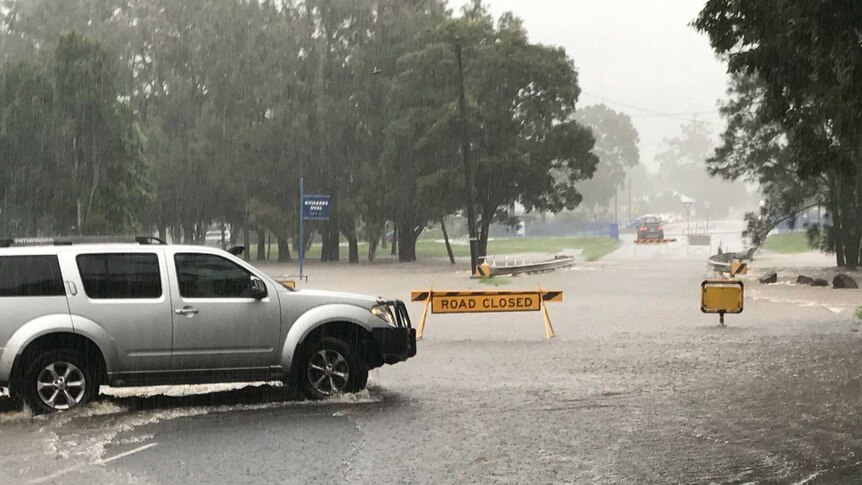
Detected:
[21,349,98,414]
[300,337,368,400]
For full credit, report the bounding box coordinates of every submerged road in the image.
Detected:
[1,226,860,483]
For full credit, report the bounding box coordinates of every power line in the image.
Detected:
[579,91,724,126]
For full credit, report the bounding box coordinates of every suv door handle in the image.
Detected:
[175,306,199,317]
[65,281,78,296]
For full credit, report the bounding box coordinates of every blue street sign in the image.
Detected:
[302,195,330,221]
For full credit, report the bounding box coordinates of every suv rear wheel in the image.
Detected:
[21,350,98,414]
[300,337,368,400]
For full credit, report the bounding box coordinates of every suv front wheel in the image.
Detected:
[21,350,98,414]
[300,337,368,400]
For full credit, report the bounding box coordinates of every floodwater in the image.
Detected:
[1,221,860,483]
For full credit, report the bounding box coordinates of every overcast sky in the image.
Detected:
[448,0,729,171]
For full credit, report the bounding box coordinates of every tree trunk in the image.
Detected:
[340,217,360,264]
[158,225,167,243]
[229,224,239,246]
[243,225,251,261]
[390,224,398,256]
[304,230,314,254]
[829,172,847,267]
[368,236,379,262]
[199,222,207,244]
[267,232,272,261]
[321,220,339,262]
[397,224,418,262]
[183,222,195,244]
[347,234,359,263]
[277,236,292,263]
[441,217,456,265]
[256,228,266,261]
[478,207,493,259]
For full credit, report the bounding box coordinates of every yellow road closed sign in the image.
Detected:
[410,289,563,339]
[431,292,540,314]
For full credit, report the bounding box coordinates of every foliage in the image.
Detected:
[0,32,147,236]
[654,119,752,217]
[0,0,599,263]
[696,1,862,267]
[572,104,639,213]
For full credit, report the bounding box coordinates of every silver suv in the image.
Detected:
[0,237,416,413]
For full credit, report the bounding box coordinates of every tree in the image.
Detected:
[572,104,640,218]
[654,119,751,218]
[392,4,598,259]
[0,0,600,265]
[460,8,598,256]
[708,74,823,247]
[0,63,54,236]
[0,31,147,236]
[695,1,862,266]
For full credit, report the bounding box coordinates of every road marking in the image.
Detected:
[101,442,159,464]
[30,442,158,483]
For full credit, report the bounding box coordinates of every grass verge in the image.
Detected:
[763,232,810,254]
[477,276,511,287]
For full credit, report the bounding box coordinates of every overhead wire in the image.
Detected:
[579,91,724,127]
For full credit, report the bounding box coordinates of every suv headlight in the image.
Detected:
[370,304,397,326]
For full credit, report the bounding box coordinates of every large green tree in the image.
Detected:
[0,31,147,236]
[573,104,640,217]
[387,3,598,260]
[696,1,862,266]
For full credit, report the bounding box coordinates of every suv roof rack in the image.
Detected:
[0,236,168,248]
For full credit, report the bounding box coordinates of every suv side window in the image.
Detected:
[76,253,162,299]
[0,255,65,297]
[174,253,260,299]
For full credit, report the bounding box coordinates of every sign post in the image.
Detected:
[298,178,330,279]
[299,178,305,278]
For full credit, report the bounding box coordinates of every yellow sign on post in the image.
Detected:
[701,279,743,327]
[410,289,562,340]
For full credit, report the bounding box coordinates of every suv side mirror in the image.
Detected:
[250,277,267,300]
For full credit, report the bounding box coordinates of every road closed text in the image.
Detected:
[431,293,541,314]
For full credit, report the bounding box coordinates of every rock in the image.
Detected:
[796,275,814,285]
[759,272,778,284]
[833,273,858,289]
[812,278,829,287]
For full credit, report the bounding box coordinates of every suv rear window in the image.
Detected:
[0,255,65,297]
[76,253,162,299]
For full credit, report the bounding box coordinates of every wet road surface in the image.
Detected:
[1,225,861,483]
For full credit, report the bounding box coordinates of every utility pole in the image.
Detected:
[627,172,632,223]
[456,41,479,274]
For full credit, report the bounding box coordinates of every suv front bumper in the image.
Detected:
[371,300,417,365]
